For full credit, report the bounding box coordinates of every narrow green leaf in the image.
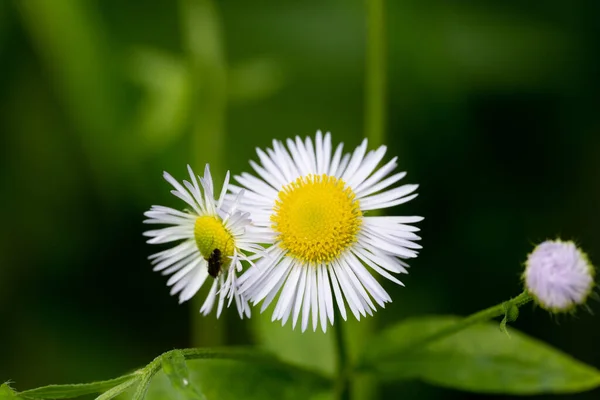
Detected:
[161,350,205,399]
[131,371,156,400]
[17,374,139,399]
[361,316,600,394]
[95,377,140,400]
[15,0,122,196]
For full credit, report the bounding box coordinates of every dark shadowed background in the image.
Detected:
[1,0,599,399]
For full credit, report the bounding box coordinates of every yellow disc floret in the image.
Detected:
[271,174,362,264]
[194,216,235,267]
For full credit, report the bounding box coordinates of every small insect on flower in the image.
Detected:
[231,131,423,332]
[143,164,264,318]
[207,248,224,278]
[204,236,234,279]
[524,239,595,313]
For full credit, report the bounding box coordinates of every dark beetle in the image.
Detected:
[207,248,223,278]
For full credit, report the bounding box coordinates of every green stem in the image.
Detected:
[365,0,386,146]
[143,347,331,388]
[179,0,228,348]
[333,310,351,400]
[404,291,532,351]
[352,2,387,399]
[357,291,533,369]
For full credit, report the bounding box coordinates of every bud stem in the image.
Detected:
[357,291,533,368]
[405,291,532,350]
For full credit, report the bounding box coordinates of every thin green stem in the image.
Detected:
[403,291,532,352]
[179,0,228,348]
[352,2,387,399]
[164,347,330,385]
[365,0,386,147]
[17,374,141,399]
[357,292,533,369]
[16,347,331,400]
[333,310,351,400]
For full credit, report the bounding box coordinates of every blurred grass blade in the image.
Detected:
[15,0,120,192]
[17,374,138,399]
[161,350,205,399]
[365,0,386,147]
[228,58,285,104]
[127,48,191,152]
[179,0,227,174]
[179,0,228,348]
[361,316,600,394]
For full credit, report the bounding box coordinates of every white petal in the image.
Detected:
[340,139,368,182]
[353,157,398,194]
[255,148,288,186]
[274,264,302,323]
[332,261,362,320]
[328,265,346,321]
[179,267,209,303]
[328,142,345,177]
[319,264,335,325]
[301,267,313,332]
[292,265,309,329]
[346,145,387,189]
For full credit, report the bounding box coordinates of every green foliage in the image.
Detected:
[360,316,600,394]
[9,348,331,400]
[228,58,286,104]
[140,358,331,400]
[95,378,141,400]
[160,351,205,400]
[15,374,140,399]
[126,48,191,154]
[499,301,520,336]
[250,306,336,376]
[1,383,20,400]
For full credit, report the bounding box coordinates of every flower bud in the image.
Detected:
[523,240,595,313]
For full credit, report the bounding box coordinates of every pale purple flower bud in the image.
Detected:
[524,240,595,312]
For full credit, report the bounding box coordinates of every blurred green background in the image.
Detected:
[1,0,599,399]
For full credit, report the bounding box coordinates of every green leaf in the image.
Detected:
[250,306,335,377]
[131,372,154,400]
[1,383,20,399]
[361,316,600,394]
[95,378,140,400]
[161,350,205,400]
[17,374,139,399]
[142,358,331,400]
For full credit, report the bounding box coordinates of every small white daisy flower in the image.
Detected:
[524,239,595,313]
[144,164,263,319]
[232,131,423,332]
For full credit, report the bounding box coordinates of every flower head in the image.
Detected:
[144,164,262,318]
[524,240,595,313]
[232,131,423,332]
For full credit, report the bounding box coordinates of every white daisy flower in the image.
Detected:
[232,131,423,332]
[144,164,263,319]
[524,240,595,313]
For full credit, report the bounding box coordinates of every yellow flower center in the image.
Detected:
[194,216,235,268]
[271,174,362,264]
